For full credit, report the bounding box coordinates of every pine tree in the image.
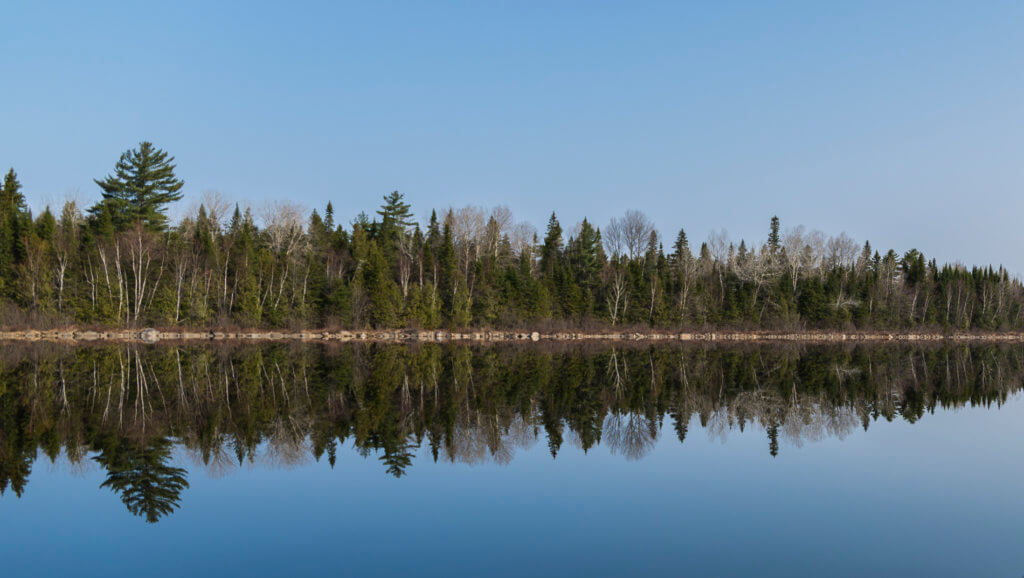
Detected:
[377,191,414,228]
[93,438,190,523]
[90,142,184,232]
[376,190,415,249]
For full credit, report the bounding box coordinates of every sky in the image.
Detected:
[2,1,1022,271]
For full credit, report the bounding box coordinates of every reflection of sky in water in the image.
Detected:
[4,393,1023,577]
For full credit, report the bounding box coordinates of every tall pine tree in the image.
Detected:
[90,142,184,232]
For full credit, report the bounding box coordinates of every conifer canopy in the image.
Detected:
[91,141,184,232]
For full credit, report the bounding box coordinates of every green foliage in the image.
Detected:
[90,141,184,232]
[1,342,1020,502]
[0,169,29,296]
[93,438,189,523]
[363,242,402,327]
[1,154,1023,331]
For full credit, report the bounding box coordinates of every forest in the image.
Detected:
[1,142,1021,332]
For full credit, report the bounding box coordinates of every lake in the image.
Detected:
[1,342,1022,577]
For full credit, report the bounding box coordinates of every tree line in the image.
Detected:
[2,141,1021,330]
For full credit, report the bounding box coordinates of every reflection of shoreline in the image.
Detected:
[5,328,1024,344]
[1,343,1022,504]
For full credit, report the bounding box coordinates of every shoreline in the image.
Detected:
[3,328,1024,344]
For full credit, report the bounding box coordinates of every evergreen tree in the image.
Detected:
[767,215,781,255]
[437,223,458,323]
[0,169,29,294]
[377,191,415,233]
[94,438,190,523]
[363,242,402,327]
[671,228,691,262]
[90,141,184,232]
[324,201,335,230]
[566,218,604,310]
[540,212,563,278]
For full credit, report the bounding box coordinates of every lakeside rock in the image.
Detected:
[2,328,1024,344]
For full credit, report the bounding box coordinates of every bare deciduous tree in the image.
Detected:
[605,209,655,260]
[54,200,82,313]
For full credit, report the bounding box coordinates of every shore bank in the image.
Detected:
[2,328,1024,344]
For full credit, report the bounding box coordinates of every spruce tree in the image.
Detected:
[91,142,184,232]
[671,228,690,262]
[0,169,29,296]
[0,168,26,215]
[363,242,401,327]
[540,212,563,278]
[767,215,781,255]
[567,218,604,306]
[324,201,335,230]
[438,223,458,323]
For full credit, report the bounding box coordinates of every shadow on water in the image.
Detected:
[1,341,1022,522]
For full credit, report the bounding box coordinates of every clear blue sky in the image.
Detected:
[2,1,1022,271]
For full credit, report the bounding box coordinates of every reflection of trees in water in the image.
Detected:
[1,342,1024,511]
[263,419,314,469]
[602,413,658,461]
[93,437,189,523]
[443,414,539,466]
[709,390,861,449]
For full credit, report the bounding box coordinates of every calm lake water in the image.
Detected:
[1,343,1023,577]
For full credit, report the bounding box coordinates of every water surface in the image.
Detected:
[1,343,1022,577]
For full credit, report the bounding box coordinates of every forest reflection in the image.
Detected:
[1,342,1022,522]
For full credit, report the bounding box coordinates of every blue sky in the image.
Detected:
[2,1,1022,271]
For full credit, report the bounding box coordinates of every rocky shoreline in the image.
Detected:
[2,328,1024,344]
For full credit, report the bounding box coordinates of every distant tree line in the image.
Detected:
[1,142,1021,330]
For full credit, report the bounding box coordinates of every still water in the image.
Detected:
[1,343,1023,577]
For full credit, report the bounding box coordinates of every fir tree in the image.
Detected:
[540,212,563,278]
[437,223,458,323]
[0,169,29,293]
[324,201,335,230]
[671,228,691,262]
[363,242,402,327]
[767,215,781,255]
[566,218,604,311]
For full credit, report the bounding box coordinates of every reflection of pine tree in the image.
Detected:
[94,438,189,523]
[327,440,337,468]
[767,423,780,458]
[0,407,35,497]
[0,447,33,497]
[670,409,689,444]
[379,439,417,478]
[544,421,563,458]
